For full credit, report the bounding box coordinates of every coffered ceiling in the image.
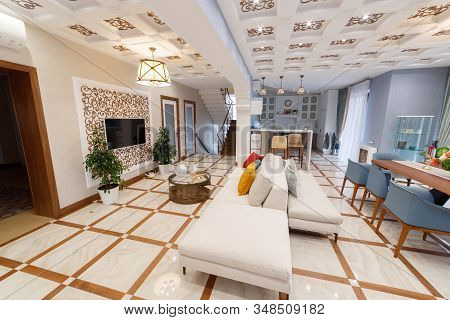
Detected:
[1,0,232,89]
[218,0,450,92]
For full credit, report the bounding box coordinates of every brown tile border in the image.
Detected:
[70,279,125,300]
[358,281,436,300]
[201,274,217,300]
[292,268,350,285]
[0,222,51,248]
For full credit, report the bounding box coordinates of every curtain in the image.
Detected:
[437,72,450,148]
[336,88,349,139]
[338,80,370,162]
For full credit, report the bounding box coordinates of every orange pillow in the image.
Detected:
[238,162,256,195]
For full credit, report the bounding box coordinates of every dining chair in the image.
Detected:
[287,134,303,168]
[271,135,288,159]
[376,182,450,258]
[341,159,371,206]
[359,166,391,224]
[373,152,411,186]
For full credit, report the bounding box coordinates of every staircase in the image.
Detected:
[199,88,235,155]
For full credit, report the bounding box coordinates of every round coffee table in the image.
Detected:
[168,171,211,204]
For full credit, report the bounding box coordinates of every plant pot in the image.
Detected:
[98,184,119,205]
[159,164,171,175]
[323,148,332,155]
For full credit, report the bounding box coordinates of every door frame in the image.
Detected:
[160,95,181,162]
[183,100,196,157]
[0,60,60,218]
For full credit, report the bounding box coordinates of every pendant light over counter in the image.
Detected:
[277,76,285,95]
[297,74,305,95]
[136,47,171,87]
[260,76,267,96]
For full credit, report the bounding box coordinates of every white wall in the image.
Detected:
[0,24,214,208]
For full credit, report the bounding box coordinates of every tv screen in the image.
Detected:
[104,118,146,150]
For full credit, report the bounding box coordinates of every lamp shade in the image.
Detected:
[136,48,171,87]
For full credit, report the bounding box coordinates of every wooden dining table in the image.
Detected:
[372,160,450,195]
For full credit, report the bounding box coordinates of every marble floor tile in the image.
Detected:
[129,192,169,210]
[92,207,150,234]
[328,178,354,188]
[320,186,342,198]
[210,277,278,300]
[60,203,119,226]
[327,198,355,214]
[322,171,345,178]
[291,275,357,300]
[0,265,11,277]
[78,239,162,293]
[342,187,367,201]
[401,251,450,299]
[128,179,164,191]
[131,212,187,242]
[174,220,196,244]
[32,231,117,276]
[362,288,410,300]
[152,182,170,193]
[290,233,346,278]
[211,163,234,170]
[209,186,222,199]
[161,201,200,215]
[316,165,339,171]
[309,170,323,177]
[0,224,79,262]
[116,189,145,205]
[338,242,429,294]
[196,200,212,217]
[338,216,384,242]
[196,162,212,169]
[135,249,208,299]
[52,286,107,300]
[207,168,228,177]
[314,177,331,185]
[0,272,59,299]
[210,176,222,186]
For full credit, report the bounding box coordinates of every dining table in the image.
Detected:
[372,160,450,195]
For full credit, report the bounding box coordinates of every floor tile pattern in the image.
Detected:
[0,153,448,300]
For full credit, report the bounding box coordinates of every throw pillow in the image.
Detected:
[248,171,273,206]
[253,159,262,171]
[238,162,256,195]
[243,152,264,168]
[285,159,299,197]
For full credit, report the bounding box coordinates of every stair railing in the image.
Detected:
[217,88,234,154]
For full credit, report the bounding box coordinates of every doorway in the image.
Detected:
[160,95,181,161]
[184,100,196,157]
[0,61,60,218]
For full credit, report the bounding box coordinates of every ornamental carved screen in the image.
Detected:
[80,85,152,170]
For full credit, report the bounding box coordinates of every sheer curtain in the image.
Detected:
[437,72,450,148]
[338,80,370,162]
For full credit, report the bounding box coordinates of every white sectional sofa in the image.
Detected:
[178,154,343,299]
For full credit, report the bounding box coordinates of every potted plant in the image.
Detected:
[153,126,177,175]
[323,133,332,155]
[84,127,125,205]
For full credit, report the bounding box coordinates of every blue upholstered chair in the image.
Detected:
[359,166,391,224]
[373,152,411,186]
[341,159,371,206]
[376,182,450,258]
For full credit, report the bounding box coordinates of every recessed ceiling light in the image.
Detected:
[342,38,346,41]
[260,46,264,49]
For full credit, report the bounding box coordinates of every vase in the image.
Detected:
[98,184,119,205]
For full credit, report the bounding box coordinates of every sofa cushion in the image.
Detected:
[243,152,265,168]
[178,201,292,281]
[215,175,251,206]
[248,171,273,207]
[263,168,288,212]
[285,159,299,197]
[288,172,343,225]
[238,162,256,195]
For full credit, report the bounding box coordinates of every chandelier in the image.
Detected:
[277,76,285,95]
[136,47,171,87]
[297,75,305,95]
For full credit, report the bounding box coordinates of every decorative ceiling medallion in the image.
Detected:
[167,56,181,60]
[312,65,329,68]
[255,59,273,63]
[330,39,356,45]
[104,17,135,31]
[286,57,304,61]
[380,61,396,63]
[289,42,313,49]
[433,29,450,36]
[346,13,384,26]
[345,63,362,66]
[285,66,301,70]
[182,65,194,69]
[378,34,405,41]
[177,37,187,45]
[240,0,275,12]
[420,58,432,61]
[257,68,272,71]
[194,73,204,75]
[253,46,273,52]
[408,5,449,19]
[147,11,165,25]
[300,0,324,3]
[293,20,324,32]
[401,48,420,52]
[320,54,338,58]
[359,51,377,55]
[112,45,129,52]
[68,25,97,37]
[11,0,42,9]
[247,26,274,37]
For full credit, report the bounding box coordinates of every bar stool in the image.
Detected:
[288,134,304,168]
[271,135,288,159]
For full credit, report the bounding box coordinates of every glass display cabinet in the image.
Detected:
[393,116,434,161]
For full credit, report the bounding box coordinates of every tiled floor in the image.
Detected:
[0,153,448,300]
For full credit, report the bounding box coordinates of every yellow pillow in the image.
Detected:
[238,162,256,195]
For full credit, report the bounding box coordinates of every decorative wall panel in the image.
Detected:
[74,78,152,187]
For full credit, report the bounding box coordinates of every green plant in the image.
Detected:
[153,126,177,165]
[84,127,125,191]
[323,133,330,150]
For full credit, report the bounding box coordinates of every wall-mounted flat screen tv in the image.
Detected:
[104,118,146,150]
